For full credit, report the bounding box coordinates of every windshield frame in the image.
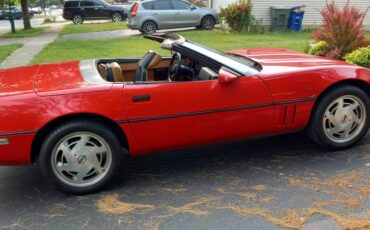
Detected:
[179,41,260,76]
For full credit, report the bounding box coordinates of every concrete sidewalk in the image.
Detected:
[0,24,64,69]
[61,29,140,40]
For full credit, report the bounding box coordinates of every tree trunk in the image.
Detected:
[20,0,31,29]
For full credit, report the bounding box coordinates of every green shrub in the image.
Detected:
[345,46,370,68]
[312,1,370,59]
[220,0,252,32]
[309,41,330,56]
[249,17,265,34]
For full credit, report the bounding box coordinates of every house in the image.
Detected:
[208,0,370,27]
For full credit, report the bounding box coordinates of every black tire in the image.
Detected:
[72,14,84,24]
[141,20,157,35]
[201,15,215,30]
[39,120,124,194]
[111,12,123,22]
[307,85,370,149]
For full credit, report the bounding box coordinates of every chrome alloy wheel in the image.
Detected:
[202,16,214,29]
[323,95,367,143]
[142,21,156,34]
[112,13,122,22]
[51,132,112,188]
[73,15,83,24]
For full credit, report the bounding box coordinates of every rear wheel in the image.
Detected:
[307,85,370,149]
[141,20,157,35]
[111,12,122,22]
[39,120,123,194]
[72,14,84,24]
[201,15,215,30]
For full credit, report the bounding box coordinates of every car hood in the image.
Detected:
[230,48,356,75]
[0,60,112,97]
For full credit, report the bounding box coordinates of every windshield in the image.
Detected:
[180,41,260,76]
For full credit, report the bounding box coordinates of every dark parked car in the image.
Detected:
[63,0,128,24]
[0,6,34,20]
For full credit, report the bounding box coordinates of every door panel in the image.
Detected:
[123,77,274,154]
[172,0,199,26]
[175,10,199,26]
[81,0,107,18]
[152,0,176,28]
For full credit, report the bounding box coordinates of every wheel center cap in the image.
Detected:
[77,155,87,164]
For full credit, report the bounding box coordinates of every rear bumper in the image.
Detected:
[127,16,140,30]
[0,132,34,165]
[127,23,139,30]
[62,13,72,20]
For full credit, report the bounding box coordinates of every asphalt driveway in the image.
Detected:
[1,132,370,230]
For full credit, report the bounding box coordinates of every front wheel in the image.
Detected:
[307,85,370,149]
[201,16,215,30]
[111,12,122,22]
[39,120,123,194]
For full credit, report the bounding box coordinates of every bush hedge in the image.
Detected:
[345,46,370,68]
[220,0,252,32]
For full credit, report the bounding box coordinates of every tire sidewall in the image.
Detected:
[39,120,122,194]
[310,86,370,149]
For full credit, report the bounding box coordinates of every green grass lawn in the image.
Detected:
[32,30,312,64]
[1,27,45,38]
[0,44,23,63]
[60,21,128,35]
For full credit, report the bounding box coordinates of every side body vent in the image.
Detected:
[274,105,297,126]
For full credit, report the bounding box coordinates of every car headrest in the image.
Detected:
[148,54,162,69]
[98,63,107,80]
[109,62,123,82]
[98,62,123,82]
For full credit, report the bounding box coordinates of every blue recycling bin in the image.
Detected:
[289,5,305,32]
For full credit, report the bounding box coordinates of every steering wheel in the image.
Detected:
[168,52,182,81]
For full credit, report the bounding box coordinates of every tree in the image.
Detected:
[20,0,31,29]
[0,0,4,10]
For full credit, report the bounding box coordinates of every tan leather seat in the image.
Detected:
[146,54,162,81]
[109,62,123,82]
[148,54,162,69]
[97,62,125,82]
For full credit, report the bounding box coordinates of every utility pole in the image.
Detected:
[7,0,15,33]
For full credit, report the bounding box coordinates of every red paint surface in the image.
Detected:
[0,48,370,165]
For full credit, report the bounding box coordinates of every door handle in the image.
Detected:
[94,7,98,10]
[132,95,151,103]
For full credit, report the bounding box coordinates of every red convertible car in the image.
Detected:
[1,33,370,194]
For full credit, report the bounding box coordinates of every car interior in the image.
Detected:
[96,50,220,84]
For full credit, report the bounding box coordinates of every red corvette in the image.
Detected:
[1,33,370,193]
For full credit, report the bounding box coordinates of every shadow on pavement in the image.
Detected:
[1,133,370,229]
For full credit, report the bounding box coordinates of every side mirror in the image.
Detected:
[190,5,196,10]
[218,68,238,83]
